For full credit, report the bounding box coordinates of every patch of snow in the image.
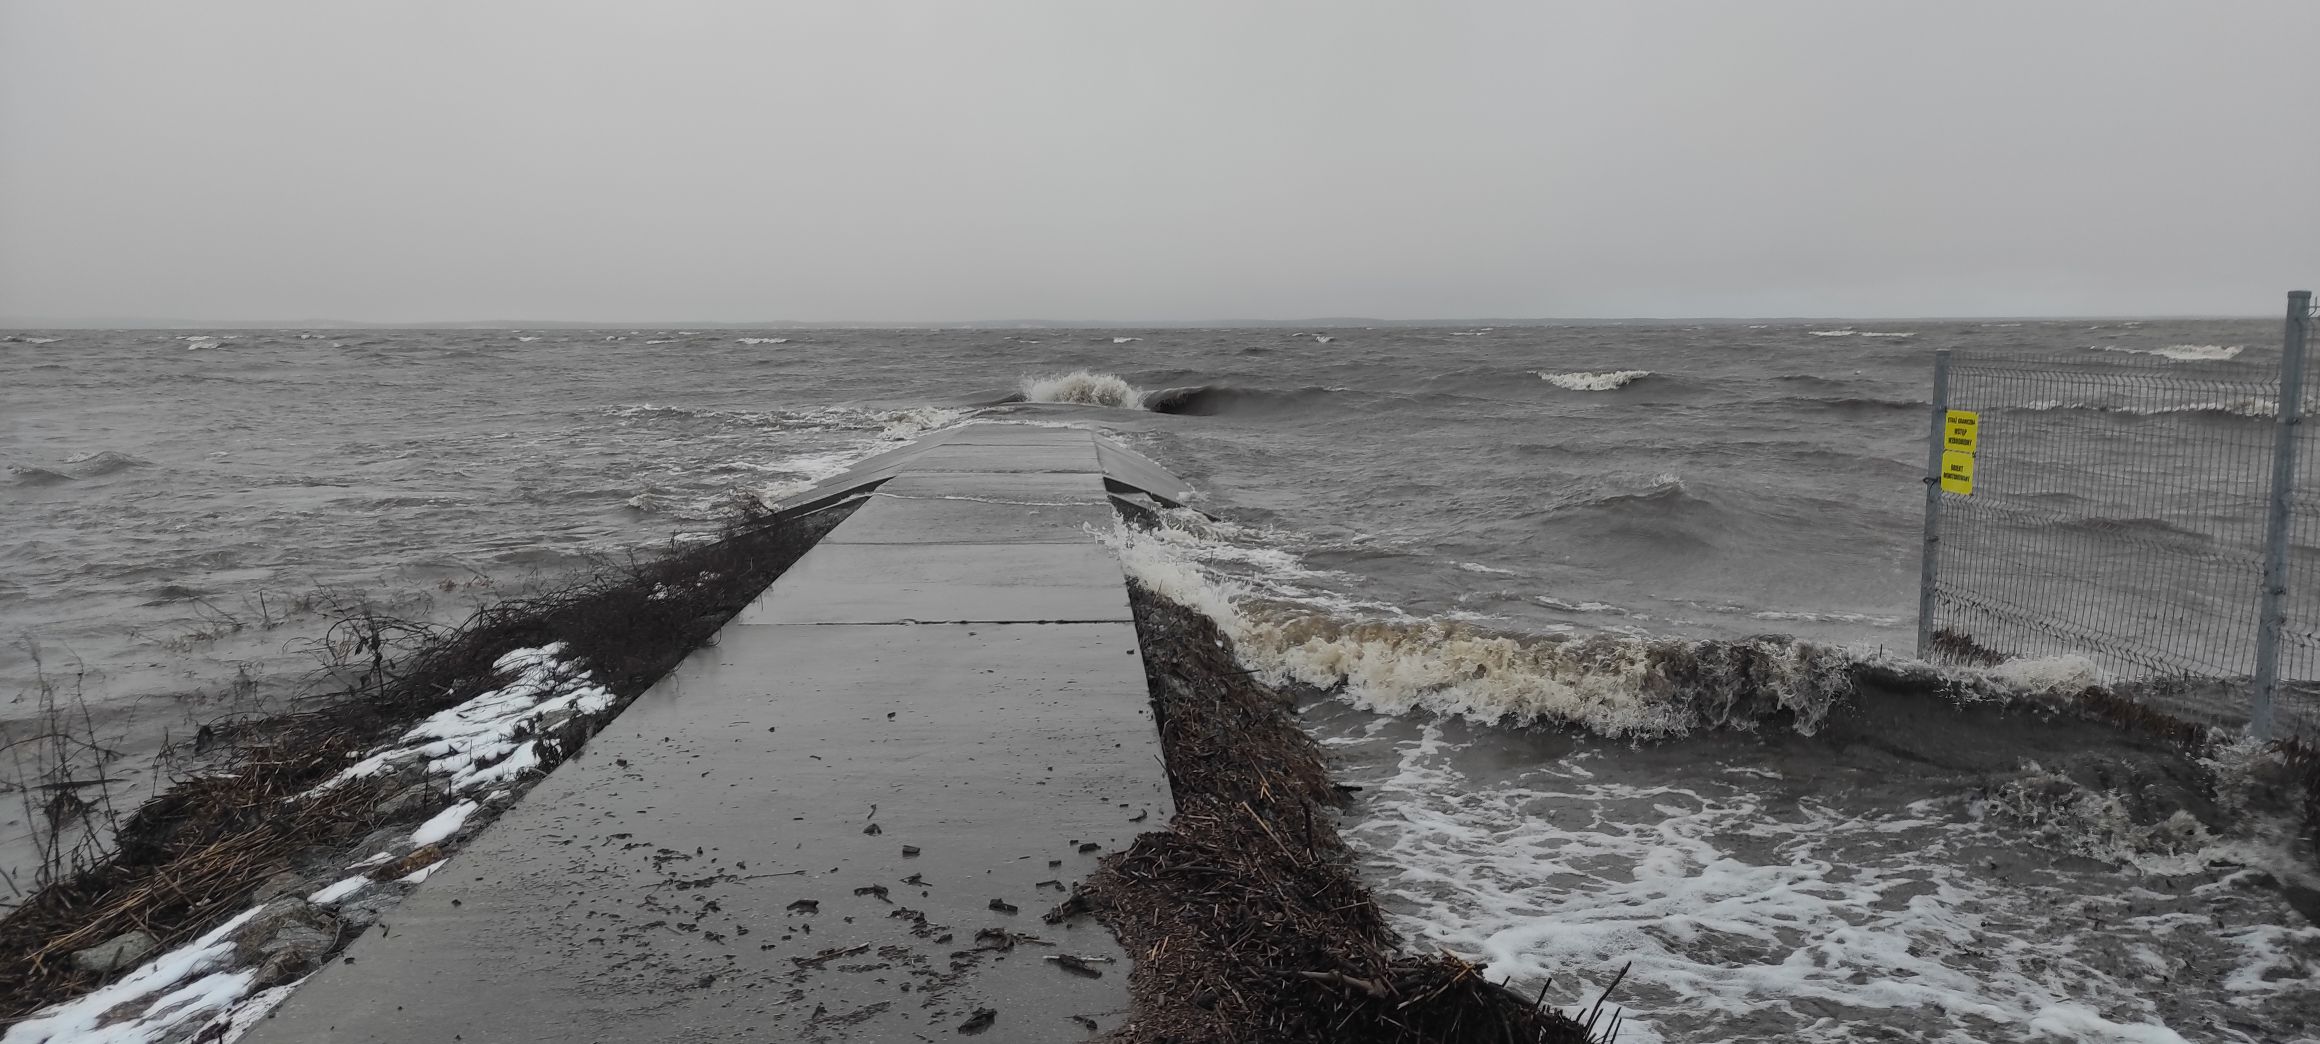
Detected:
[306,876,370,905]
[410,800,479,847]
[2,905,264,1044]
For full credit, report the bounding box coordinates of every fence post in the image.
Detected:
[1918,349,1952,660]
[2252,290,2313,741]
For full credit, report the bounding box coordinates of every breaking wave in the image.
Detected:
[737,337,790,345]
[1019,370,1143,408]
[9,466,74,486]
[607,402,965,440]
[1102,518,1856,738]
[1011,370,1349,417]
[1543,472,1690,514]
[1535,369,1651,391]
[2020,398,2277,419]
[1140,384,1346,417]
[2093,344,2245,362]
[1099,510,2149,744]
[66,451,155,477]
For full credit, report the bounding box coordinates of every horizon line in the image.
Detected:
[0,312,2279,330]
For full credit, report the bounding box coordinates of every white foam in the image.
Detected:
[1112,336,1139,344]
[2094,344,2244,362]
[1856,331,1916,338]
[1535,370,1650,391]
[1335,724,2304,1044]
[736,337,790,344]
[1537,596,1627,615]
[1807,329,1858,337]
[1982,654,2105,691]
[1747,608,1905,628]
[2022,397,2277,419]
[1020,370,1143,408]
[1457,562,1517,576]
[1314,334,1336,343]
[1100,519,1847,737]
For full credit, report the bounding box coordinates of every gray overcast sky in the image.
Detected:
[3,2,2315,323]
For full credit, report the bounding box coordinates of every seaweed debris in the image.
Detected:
[1066,585,1606,1044]
[0,498,856,1025]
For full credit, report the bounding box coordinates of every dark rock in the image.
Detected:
[374,783,444,823]
[252,869,311,904]
[227,899,342,988]
[71,930,159,974]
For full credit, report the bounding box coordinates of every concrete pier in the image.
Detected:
[243,425,1182,1043]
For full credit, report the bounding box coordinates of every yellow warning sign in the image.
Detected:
[1940,451,1975,495]
[1944,410,1980,455]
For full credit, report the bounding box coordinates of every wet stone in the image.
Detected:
[71,930,158,974]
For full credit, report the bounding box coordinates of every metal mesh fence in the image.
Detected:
[1921,293,2319,739]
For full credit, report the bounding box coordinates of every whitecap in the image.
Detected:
[737,337,790,345]
[1535,369,1650,391]
[2095,344,2244,362]
[1020,370,1143,408]
[1099,518,1852,738]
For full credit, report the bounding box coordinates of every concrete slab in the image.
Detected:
[240,623,1169,1044]
[766,475,889,517]
[937,424,1097,447]
[890,442,1103,474]
[240,429,1197,1044]
[736,543,1132,625]
[1095,442,1195,505]
[830,477,1116,545]
[874,472,1111,504]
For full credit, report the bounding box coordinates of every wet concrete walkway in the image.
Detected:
[245,425,1178,1043]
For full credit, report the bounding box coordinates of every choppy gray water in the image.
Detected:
[4,322,2315,1040]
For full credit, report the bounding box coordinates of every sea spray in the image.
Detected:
[1535,369,1651,391]
[1101,519,1856,737]
[1020,370,1144,408]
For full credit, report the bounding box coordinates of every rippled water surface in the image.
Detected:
[4,321,2313,1039]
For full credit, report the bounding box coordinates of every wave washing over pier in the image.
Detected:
[6,321,2319,1042]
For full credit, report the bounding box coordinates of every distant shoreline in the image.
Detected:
[0,315,2272,331]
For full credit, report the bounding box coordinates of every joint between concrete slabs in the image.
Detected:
[770,618,1139,626]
